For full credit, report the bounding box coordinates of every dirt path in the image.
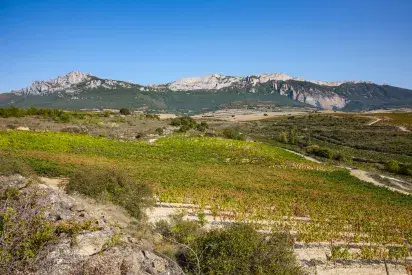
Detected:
[366,117,382,126]
[279,148,412,195]
[283,148,323,163]
[398,126,411,132]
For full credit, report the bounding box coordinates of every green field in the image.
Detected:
[1,130,412,249]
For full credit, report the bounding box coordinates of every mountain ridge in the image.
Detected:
[3,71,412,112]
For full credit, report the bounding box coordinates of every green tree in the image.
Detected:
[278,131,288,143]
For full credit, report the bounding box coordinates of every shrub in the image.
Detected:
[181,224,303,275]
[288,126,298,145]
[222,128,245,141]
[155,127,164,135]
[196,122,209,132]
[0,155,33,177]
[66,167,153,219]
[179,125,191,132]
[0,187,55,273]
[400,164,412,176]
[385,160,400,173]
[306,145,334,159]
[119,108,131,115]
[278,131,288,143]
[171,116,197,128]
[333,152,351,163]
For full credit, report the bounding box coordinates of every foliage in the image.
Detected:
[19,157,75,177]
[181,224,303,275]
[0,155,34,177]
[306,145,334,159]
[171,116,197,128]
[196,122,209,132]
[278,131,288,143]
[288,126,298,145]
[171,117,208,133]
[119,108,131,115]
[66,166,153,219]
[222,128,245,141]
[385,160,400,173]
[0,187,55,274]
[156,215,202,245]
[155,127,164,135]
[1,130,412,249]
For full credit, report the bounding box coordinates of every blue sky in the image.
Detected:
[1,0,411,91]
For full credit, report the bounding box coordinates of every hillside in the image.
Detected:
[2,71,412,113]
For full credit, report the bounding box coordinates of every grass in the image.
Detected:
[1,130,412,247]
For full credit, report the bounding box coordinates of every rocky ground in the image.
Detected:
[0,175,183,275]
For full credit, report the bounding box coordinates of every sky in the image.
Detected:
[1,0,412,91]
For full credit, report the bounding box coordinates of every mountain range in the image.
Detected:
[1,71,412,113]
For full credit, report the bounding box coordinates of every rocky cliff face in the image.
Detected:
[6,71,412,111]
[12,71,136,96]
[162,73,372,109]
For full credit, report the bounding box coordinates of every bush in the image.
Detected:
[179,125,191,132]
[155,127,164,135]
[0,155,33,177]
[180,224,303,275]
[196,122,209,132]
[119,108,131,115]
[171,116,197,128]
[288,126,298,145]
[0,186,55,273]
[222,128,245,141]
[66,167,153,219]
[400,164,412,176]
[385,160,400,173]
[278,131,288,143]
[306,145,334,159]
[333,152,351,163]
[156,217,202,245]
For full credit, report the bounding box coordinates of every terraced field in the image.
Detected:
[1,130,412,260]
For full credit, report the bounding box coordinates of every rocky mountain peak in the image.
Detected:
[53,71,93,85]
[11,71,138,96]
[168,74,244,91]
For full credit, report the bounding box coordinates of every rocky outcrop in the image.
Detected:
[166,73,371,91]
[168,74,244,91]
[0,175,183,275]
[12,71,135,96]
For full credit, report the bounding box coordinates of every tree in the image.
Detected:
[279,131,288,143]
[288,126,298,145]
[119,108,131,115]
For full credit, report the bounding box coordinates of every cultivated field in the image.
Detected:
[1,107,412,274]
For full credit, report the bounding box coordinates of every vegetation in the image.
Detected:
[171,116,209,133]
[156,218,302,275]
[66,167,153,219]
[222,128,245,140]
[0,186,55,273]
[119,108,131,115]
[240,113,412,173]
[1,130,412,251]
